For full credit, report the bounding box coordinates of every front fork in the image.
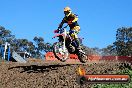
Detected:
[63,29,66,53]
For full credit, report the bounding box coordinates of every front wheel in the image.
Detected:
[53,42,69,62]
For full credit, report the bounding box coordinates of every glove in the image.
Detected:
[54,29,59,33]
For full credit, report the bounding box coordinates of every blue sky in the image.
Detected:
[0,0,132,48]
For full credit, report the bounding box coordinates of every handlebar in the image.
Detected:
[59,25,68,30]
[58,25,68,33]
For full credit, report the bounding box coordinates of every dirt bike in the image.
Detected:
[52,25,87,63]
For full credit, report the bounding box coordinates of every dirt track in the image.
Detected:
[0,60,131,88]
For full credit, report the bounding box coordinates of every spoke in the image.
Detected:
[54,42,68,60]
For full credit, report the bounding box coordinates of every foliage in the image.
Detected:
[101,45,117,56]
[98,27,132,56]
[82,45,100,55]
[0,26,15,44]
[0,25,53,58]
[114,27,132,56]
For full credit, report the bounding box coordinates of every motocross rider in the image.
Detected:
[54,6,82,52]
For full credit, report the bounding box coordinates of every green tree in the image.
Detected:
[33,36,53,58]
[101,45,117,56]
[114,27,132,56]
[0,26,15,44]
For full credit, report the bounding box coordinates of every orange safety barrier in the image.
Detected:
[45,52,132,62]
[117,56,132,62]
[45,52,57,60]
[45,52,79,60]
[100,56,132,62]
[69,54,78,59]
[101,56,117,61]
[88,55,101,61]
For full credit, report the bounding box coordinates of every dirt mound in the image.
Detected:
[0,61,131,88]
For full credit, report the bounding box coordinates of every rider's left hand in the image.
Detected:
[54,29,59,33]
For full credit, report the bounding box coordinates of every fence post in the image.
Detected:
[7,46,11,61]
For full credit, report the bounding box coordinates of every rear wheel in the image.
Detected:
[53,42,69,62]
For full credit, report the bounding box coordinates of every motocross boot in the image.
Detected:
[74,38,85,55]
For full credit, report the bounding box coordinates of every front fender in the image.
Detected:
[53,34,65,38]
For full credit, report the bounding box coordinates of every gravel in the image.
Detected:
[0,60,131,88]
